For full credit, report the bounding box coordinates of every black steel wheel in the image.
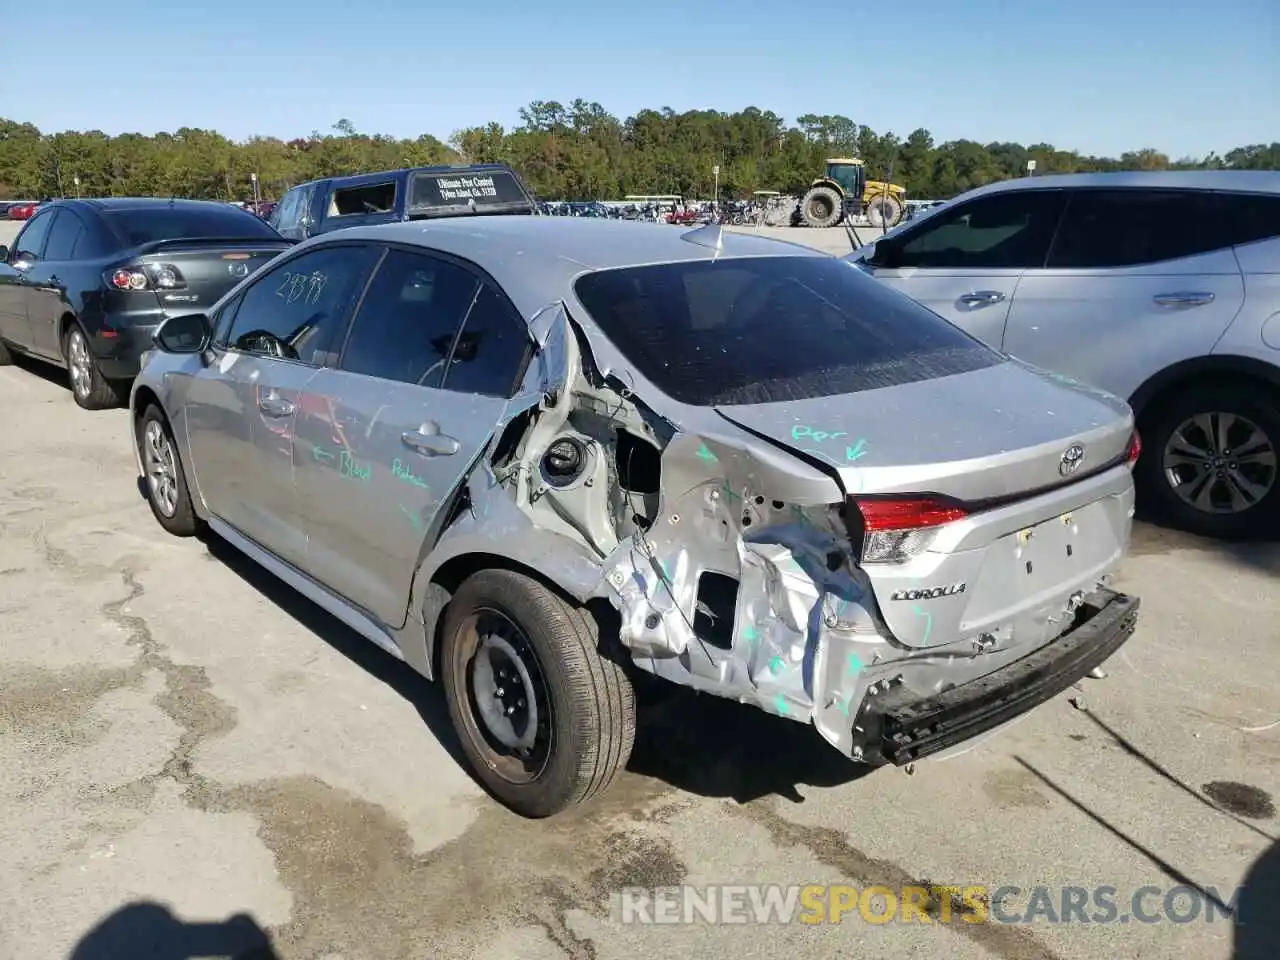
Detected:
[440,569,636,818]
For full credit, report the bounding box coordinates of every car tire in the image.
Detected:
[64,324,127,410]
[1136,383,1280,539]
[441,568,637,818]
[137,404,201,537]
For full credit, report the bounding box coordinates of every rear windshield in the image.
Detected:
[572,256,1002,406]
[103,206,280,246]
[408,170,531,212]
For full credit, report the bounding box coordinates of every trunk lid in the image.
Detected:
[717,359,1137,650]
[715,359,1134,503]
[135,239,290,314]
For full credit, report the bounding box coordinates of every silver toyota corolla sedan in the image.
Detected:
[129,216,1143,818]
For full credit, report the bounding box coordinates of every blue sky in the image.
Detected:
[5,0,1276,158]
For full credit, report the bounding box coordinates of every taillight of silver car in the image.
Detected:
[104,264,187,291]
[846,496,969,564]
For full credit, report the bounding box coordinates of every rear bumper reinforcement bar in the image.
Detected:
[865,589,1140,765]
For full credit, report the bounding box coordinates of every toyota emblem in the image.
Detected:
[1059,443,1086,477]
[228,262,249,278]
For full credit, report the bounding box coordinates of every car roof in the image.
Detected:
[315,216,829,317]
[72,197,247,211]
[957,170,1280,201]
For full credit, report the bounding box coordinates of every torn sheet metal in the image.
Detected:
[599,431,891,748]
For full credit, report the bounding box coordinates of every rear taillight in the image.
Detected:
[848,496,968,564]
[1124,429,1142,469]
[105,263,186,291]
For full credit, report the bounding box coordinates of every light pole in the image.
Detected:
[72,175,80,198]
[712,164,720,208]
[250,172,261,208]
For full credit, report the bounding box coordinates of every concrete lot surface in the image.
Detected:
[0,216,1278,960]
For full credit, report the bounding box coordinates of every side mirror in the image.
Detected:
[0,245,8,262]
[154,313,211,354]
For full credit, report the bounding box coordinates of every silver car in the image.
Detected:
[846,171,1280,540]
[130,217,1142,818]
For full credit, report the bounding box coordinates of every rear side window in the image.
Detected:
[1048,190,1235,268]
[883,190,1066,270]
[1210,192,1280,249]
[103,205,280,245]
[441,282,531,397]
[41,210,84,261]
[573,256,1002,406]
[339,249,479,387]
[328,182,397,217]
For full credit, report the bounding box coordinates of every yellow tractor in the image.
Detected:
[796,158,907,229]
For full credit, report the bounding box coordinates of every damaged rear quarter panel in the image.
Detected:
[598,426,903,753]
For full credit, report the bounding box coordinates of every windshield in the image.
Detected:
[103,206,281,246]
[572,256,1002,406]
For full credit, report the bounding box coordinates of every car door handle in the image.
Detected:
[258,396,295,418]
[1153,291,1215,308]
[401,426,460,457]
[958,290,1006,306]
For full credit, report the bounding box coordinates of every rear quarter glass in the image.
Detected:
[572,256,1003,406]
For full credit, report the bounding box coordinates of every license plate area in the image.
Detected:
[1006,506,1108,596]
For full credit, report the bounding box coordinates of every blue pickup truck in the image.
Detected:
[268,163,538,241]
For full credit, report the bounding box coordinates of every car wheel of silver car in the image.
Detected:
[137,404,201,537]
[64,324,127,411]
[1137,384,1280,539]
[441,569,637,818]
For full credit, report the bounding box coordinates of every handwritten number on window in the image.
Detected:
[275,270,328,307]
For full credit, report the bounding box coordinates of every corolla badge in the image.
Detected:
[228,262,250,278]
[1059,443,1086,477]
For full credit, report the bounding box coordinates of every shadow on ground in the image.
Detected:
[1236,839,1280,960]
[199,532,867,809]
[69,902,278,960]
[1127,518,1279,575]
[10,352,71,392]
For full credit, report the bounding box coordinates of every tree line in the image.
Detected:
[2,105,1277,204]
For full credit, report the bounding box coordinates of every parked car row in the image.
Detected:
[0,167,1271,818]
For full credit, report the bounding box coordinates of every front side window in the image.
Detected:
[573,255,1002,406]
[12,209,56,260]
[223,245,379,365]
[878,190,1067,270]
[339,248,480,387]
[270,188,302,231]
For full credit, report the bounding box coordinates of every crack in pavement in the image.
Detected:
[24,519,695,959]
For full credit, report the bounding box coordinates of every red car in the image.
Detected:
[5,201,38,220]
[664,207,701,225]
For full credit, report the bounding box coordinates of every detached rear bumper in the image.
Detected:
[860,589,1140,765]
